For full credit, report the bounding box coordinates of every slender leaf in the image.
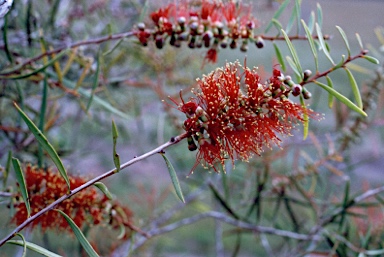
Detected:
[307,11,315,34]
[209,183,240,219]
[14,102,71,190]
[86,50,101,111]
[103,38,124,56]
[94,182,113,200]
[46,71,131,120]
[355,33,364,50]
[3,151,12,188]
[111,120,120,173]
[316,23,335,65]
[264,0,290,33]
[161,154,185,203]
[16,233,27,257]
[363,55,380,65]
[299,95,309,139]
[12,158,31,217]
[56,209,99,257]
[365,249,384,255]
[326,76,334,108]
[344,67,363,109]
[271,19,283,35]
[281,29,303,78]
[334,54,346,69]
[301,19,319,72]
[336,26,351,57]
[273,43,286,72]
[316,3,323,29]
[286,56,301,78]
[313,80,366,116]
[3,14,13,63]
[38,76,48,167]
[6,240,63,257]
[286,0,301,34]
[0,49,69,80]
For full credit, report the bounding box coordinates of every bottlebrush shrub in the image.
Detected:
[12,164,133,236]
[135,0,259,64]
[170,61,320,173]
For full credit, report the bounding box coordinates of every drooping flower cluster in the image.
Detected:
[135,0,260,64]
[12,165,133,235]
[174,61,318,172]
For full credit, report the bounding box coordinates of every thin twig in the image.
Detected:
[0,132,188,247]
[129,211,322,252]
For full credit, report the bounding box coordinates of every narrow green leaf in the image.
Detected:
[209,183,240,219]
[3,14,13,63]
[344,67,363,109]
[94,182,113,200]
[326,76,334,108]
[161,154,185,203]
[271,19,283,34]
[264,0,290,33]
[56,209,99,257]
[365,249,384,255]
[0,49,69,80]
[339,179,350,227]
[316,23,335,65]
[46,71,131,120]
[316,3,323,29]
[299,95,309,139]
[6,240,63,257]
[273,43,286,72]
[301,19,319,72]
[38,75,48,167]
[363,55,380,65]
[3,151,12,188]
[103,38,124,56]
[281,29,303,78]
[336,26,351,57]
[111,120,120,173]
[313,80,367,116]
[286,56,301,78]
[334,54,346,69]
[12,158,31,218]
[16,233,27,257]
[285,0,301,34]
[14,102,71,191]
[355,33,364,50]
[307,11,315,34]
[86,50,101,111]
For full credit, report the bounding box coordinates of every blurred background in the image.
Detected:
[0,0,383,256]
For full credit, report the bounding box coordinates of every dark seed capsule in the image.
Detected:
[255,36,264,48]
[155,36,164,49]
[230,39,237,49]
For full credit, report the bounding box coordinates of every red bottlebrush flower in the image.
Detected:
[173,61,319,172]
[137,1,259,58]
[12,165,134,237]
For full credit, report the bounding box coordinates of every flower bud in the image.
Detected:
[303,69,312,81]
[202,31,213,48]
[220,39,228,48]
[302,88,312,99]
[240,40,248,52]
[230,39,237,49]
[137,22,146,31]
[291,84,302,96]
[155,36,165,49]
[187,136,198,151]
[255,36,264,49]
[178,31,189,41]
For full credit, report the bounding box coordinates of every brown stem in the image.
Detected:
[300,50,368,86]
[0,31,136,76]
[0,132,188,247]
